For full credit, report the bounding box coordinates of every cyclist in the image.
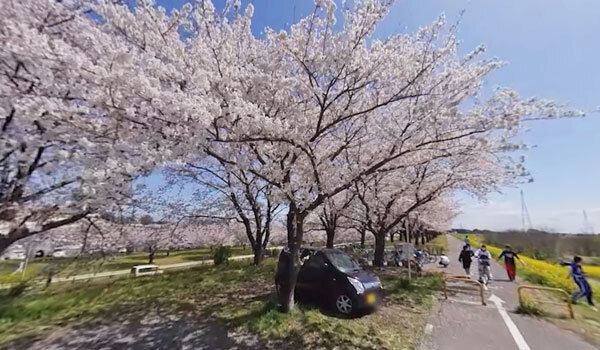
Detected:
[474,244,492,286]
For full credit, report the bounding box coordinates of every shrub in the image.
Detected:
[213,246,232,265]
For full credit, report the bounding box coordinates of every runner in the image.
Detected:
[474,244,492,286]
[458,245,474,277]
[560,256,596,308]
[464,235,470,247]
[498,245,525,282]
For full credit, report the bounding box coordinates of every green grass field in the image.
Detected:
[1,258,442,349]
[0,246,252,285]
[419,234,448,254]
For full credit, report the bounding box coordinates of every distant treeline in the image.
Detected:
[470,229,600,261]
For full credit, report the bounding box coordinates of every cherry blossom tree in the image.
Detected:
[194,0,578,310]
[317,192,356,248]
[0,0,212,254]
[2,0,581,314]
[164,158,281,265]
[352,151,505,266]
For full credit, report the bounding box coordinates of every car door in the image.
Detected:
[297,253,332,301]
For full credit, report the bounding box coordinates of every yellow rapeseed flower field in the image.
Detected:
[584,265,600,280]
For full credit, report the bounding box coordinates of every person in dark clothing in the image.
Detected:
[498,245,524,282]
[458,245,474,277]
[561,256,595,307]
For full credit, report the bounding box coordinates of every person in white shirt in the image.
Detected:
[474,244,492,286]
[438,255,450,268]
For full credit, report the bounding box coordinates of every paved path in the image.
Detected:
[423,235,596,350]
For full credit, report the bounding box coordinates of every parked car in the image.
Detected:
[275,248,383,315]
[130,264,163,277]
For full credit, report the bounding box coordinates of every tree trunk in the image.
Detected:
[279,206,305,313]
[148,251,155,264]
[360,230,366,247]
[325,228,335,248]
[253,245,264,265]
[389,231,395,243]
[373,232,386,267]
[279,263,298,313]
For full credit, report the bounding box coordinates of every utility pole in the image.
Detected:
[520,190,533,232]
[582,210,594,234]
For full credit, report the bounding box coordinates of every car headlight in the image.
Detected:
[348,277,365,294]
[363,278,382,289]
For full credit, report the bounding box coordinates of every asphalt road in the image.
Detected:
[423,235,596,350]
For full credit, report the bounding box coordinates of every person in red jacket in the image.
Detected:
[498,245,525,281]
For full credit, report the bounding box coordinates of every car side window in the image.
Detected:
[305,254,326,269]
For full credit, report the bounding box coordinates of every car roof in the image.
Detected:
[319,248,345,254]
[300,247,343,252]
[132,264,159,268]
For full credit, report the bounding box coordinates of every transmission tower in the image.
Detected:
[520,190,533,232]
[582,210,594,234]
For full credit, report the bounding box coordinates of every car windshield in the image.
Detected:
[325,251,360,273]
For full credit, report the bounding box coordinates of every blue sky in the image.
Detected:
[151,0,600,233]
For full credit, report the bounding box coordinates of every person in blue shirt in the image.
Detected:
[560,256,595,307]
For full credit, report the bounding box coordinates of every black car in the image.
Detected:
[275,248,383,315]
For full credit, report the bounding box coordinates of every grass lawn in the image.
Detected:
[518,286,600,347]
[418,234,448,255]
[0,246,253,284]
[1,258,442,349]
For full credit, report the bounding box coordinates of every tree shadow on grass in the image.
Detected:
[6,302,269,350]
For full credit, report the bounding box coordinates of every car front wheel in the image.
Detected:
[335,294,354,315]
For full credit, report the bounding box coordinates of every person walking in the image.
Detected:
[474,244,492,286]
[498,245,525,282]
[561,256,596,308]
[464,235,470,247]
[458,245,474,277]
